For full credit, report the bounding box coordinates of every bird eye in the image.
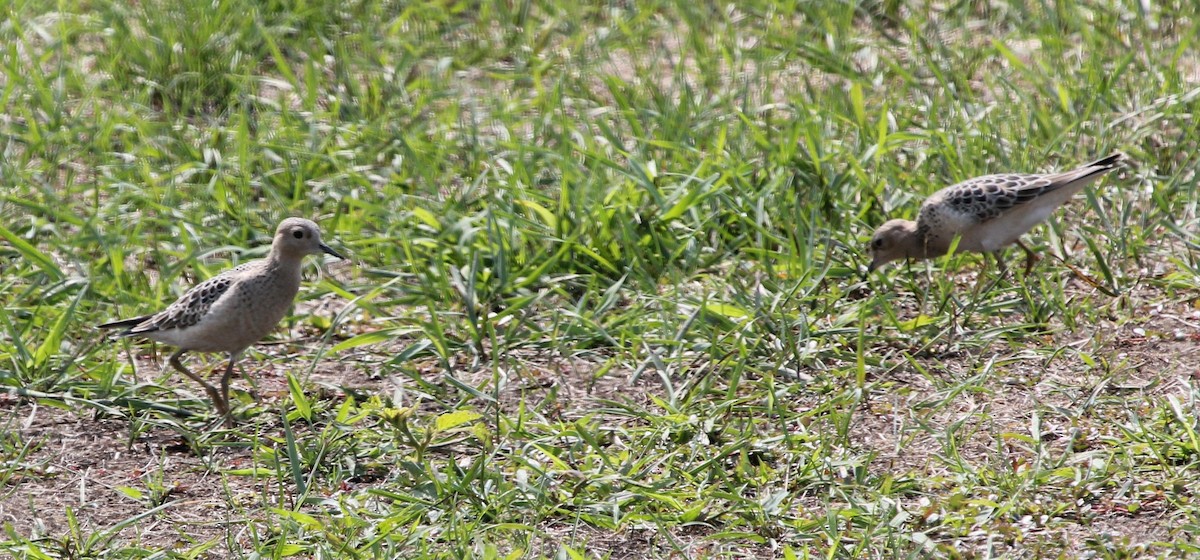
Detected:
[872,238,883,249]
[293,230,304,239]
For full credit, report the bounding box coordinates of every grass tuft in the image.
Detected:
[1,0,1199,557]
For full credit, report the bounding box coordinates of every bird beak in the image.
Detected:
[320,242,346,260]
[867,260,878,273]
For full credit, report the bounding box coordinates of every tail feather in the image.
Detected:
[97,315,154,334]
[1082,152,1123,171]
[1050,152,1123,187]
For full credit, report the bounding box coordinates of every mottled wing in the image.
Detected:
[125,268,244,334]
[937,174,1053,222]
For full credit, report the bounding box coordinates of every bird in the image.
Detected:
[99,218,345,424]
[868,153,1122,275]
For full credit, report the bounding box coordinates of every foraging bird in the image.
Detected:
[99,218,344,424]
[868,153,1122,274]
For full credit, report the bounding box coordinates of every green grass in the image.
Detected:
[1,0,1199,557]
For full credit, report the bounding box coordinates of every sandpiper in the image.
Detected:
[868,153,1122,274]
[99,218,344,424]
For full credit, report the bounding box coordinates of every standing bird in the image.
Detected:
[99,218,345,424]
[868,153,1122,274]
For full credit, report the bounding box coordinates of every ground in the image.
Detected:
[2,0,1200,558]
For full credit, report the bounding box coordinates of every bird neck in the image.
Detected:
[909,223,938,259]
[264,251,305,278]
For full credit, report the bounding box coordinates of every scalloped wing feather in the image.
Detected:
[121,267,247,334]
[938,174,1055,222]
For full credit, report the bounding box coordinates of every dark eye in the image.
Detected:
[293,230,304,239]
[872,238,883,249]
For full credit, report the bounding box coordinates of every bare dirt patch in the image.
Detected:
[0,400,249,554]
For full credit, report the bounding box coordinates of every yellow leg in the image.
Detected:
[218,353,240,427]
[169,349,229,418]
[1015,239,1040,275]
[992,251,1010,279]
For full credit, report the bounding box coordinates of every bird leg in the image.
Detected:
[1015,239,1040,275]
[992,251,1010,279]
[218,353,240,427]
[169,349,229,418]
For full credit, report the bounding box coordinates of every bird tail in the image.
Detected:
[1082,152,1123,171]
[97,315,153,334]
[1049,152,1123,187]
